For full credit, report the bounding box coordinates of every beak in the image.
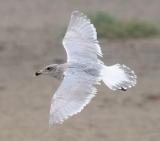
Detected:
[35,71,42,76]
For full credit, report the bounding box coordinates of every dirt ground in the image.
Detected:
[0,0,160,141]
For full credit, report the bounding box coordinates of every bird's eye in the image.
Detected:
[46,67,53,71]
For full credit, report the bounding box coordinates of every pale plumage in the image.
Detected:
[35,11,137,126]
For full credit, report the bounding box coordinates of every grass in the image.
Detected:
[90,12,160,39]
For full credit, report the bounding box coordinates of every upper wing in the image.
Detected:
[49,69,100,125]
[63,11,102,63]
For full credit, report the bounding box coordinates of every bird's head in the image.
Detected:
[35,64,58,77]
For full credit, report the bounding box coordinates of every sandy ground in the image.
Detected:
[0,0,160,141]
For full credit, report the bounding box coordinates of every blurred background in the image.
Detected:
[0,0,160,141]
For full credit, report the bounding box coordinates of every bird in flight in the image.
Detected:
[35,11,137,126]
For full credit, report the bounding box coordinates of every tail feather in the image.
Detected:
[102,64,137,91]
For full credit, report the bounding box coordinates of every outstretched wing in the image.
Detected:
[63,11,102,64]
[49,68,100,125]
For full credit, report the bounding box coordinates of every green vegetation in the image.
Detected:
[90,12,160,39]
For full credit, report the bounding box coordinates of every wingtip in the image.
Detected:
[71,10,81,16]
[49,119,64,127]
[71,10,86,18]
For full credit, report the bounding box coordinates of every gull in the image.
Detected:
[35,11,137,125]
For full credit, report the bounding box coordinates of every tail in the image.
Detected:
[102,64,137,91]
